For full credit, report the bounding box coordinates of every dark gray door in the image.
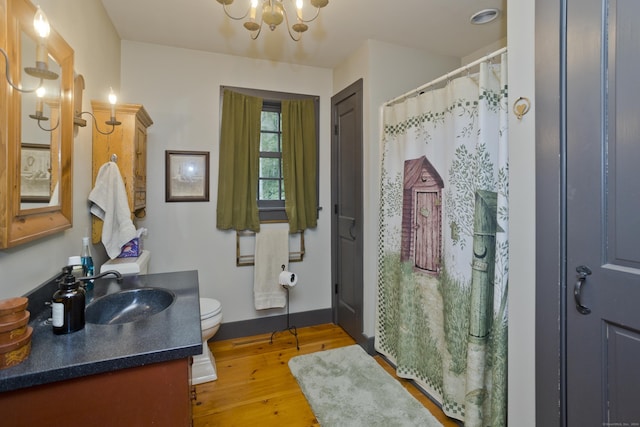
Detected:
[566,0,640,424]
[331,80,363,343]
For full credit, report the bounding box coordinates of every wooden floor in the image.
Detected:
[191,323,459,427]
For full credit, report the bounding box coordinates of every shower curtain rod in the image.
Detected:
[384,46,507,107]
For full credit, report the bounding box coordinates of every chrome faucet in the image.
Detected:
[79,270,124,284]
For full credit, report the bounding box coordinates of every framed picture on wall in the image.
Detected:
[20,143,52,203]
[165,150,210,202]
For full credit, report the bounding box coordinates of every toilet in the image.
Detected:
[100,250,151,275]
[191,297,223,385]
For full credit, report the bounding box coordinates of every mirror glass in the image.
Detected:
[0,0,74,249]
[19,30,61,208]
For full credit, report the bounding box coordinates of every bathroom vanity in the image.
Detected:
[0,270,202,426]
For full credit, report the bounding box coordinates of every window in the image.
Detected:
[258,101,286,221]
[220,86,319,223]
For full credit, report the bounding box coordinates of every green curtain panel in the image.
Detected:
[282,99,317,232]
[216,90,263,232]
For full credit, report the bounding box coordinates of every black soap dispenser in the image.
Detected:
[52,266,86,335]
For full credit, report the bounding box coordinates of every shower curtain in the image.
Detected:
[376,53,508,427]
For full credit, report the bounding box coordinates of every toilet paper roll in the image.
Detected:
[279,271,298,287]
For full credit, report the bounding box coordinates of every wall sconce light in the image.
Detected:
[28,86,59,131]
[75,86,122,135]
[0,6,58,93]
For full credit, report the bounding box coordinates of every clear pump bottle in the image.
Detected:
[81,237,94,288]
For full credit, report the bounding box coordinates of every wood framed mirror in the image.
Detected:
[0,0,73,248]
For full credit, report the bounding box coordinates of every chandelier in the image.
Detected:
[216,0,329,41]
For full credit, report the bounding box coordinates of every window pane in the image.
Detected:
[259,179,281,200]
[260,132,280,152]
[259,158,281,178]
[261,111,279,132]
[257,99,287,219]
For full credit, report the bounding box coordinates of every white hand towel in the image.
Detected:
[88,162,137,259]
[254,228,289,310]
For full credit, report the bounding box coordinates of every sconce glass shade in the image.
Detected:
[24,6,58,81]
[29,87,48,121]
[108,88,117,105]
[28,86,60,131]
[106,88,121,126]
[33,6,51,38]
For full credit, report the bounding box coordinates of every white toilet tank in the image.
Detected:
[100,250,150,275]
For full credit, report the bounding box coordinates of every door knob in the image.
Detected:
[574,265,592,315]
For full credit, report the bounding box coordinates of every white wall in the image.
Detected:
[507,0,536,424]
[119,41,333,322]
[462,37,508,64]
[0,0,120,299]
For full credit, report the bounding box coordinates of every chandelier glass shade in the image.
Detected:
[216,0,329,41]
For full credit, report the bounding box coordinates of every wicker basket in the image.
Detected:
[0,326,32,369]
[0,297,28,318]
[0,297,31,369]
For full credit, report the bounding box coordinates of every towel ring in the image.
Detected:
[513,97,531,120]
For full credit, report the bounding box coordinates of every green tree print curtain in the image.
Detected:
[376,54,508,427]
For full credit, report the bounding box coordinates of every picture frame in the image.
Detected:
[20,143,52,203]
[165,150,210,202]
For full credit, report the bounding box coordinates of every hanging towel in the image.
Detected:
[254,228,289,310]
[88,162,137,259]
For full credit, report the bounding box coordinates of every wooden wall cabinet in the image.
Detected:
[90,101,153,244]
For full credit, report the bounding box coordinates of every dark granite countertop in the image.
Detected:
[0,270,202,393]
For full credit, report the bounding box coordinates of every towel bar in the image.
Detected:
[236,230,305,267]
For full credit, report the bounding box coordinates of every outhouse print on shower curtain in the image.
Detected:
[376,53,508,427]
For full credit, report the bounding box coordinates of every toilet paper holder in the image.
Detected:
[270,265,299,350]
[278,264,297,288]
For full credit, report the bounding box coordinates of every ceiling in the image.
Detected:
[100,0,507,69]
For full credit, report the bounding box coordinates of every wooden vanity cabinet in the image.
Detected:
[0,358,193,426]
[90,101,153,244]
